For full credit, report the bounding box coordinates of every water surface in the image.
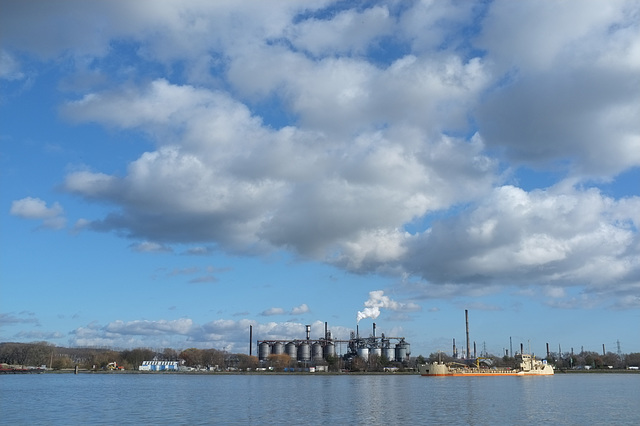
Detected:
[2,373,638,425]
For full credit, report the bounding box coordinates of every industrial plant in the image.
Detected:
[256,322,410,368]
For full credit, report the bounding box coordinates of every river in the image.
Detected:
[2,373,638,425]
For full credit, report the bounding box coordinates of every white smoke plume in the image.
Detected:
[357,290,415,323]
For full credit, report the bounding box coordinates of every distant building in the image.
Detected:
[139,361,179,371]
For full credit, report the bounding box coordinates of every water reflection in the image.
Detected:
[1,373,638,425]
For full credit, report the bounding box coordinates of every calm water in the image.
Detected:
[1,373,639,425]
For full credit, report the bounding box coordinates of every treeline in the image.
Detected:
[423,350,640,369]
[4,341,640,371]
[546,350,640,369]
[0,342,258,370]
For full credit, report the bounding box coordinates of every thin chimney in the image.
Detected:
[465,310,470,359]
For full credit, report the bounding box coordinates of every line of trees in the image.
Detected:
[421,350,640,369]
[0,342,258,371]
[3,341,639,371]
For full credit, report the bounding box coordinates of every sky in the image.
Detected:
[1,0,639,359]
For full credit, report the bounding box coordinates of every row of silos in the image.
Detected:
[259,340,411,362]
[355,341,410,362]
[259,341,336,362]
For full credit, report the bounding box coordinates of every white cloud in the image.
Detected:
[260,307,285,317]
[0,312,40,326]
[290,304,310,315]
[10,197,66,229]
[67,317,352,351]
[404,186,640,295]
[10,197,62,219]
[130,242,173,253]
[0,50,24,80]
[286,5,393,57]
[3,0,639,313]
[104,318,193,336]
[475,0,640,176]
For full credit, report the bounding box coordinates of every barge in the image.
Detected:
[418,353,554,376]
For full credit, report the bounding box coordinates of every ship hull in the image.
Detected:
[421,371,553,377]
[418,354,554,377]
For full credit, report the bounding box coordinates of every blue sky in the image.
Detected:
[1,0,639,358]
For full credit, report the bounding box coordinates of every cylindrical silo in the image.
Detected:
[312,342,323,361]
[357,347,369,359]
[272,342,284,355]
[404,342,411,356]
[298,342,311,361]
[395,342,407,362]
[258,342,271,361]
[324,342,335,359]
[371,347,382,358]
[285,342,297,360]
[383,346,395,361]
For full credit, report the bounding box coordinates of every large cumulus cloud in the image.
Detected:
[4,0,640,309]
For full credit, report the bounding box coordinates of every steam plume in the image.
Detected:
[357,290,410,323]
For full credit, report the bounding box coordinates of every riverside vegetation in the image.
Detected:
[2,341,640,373]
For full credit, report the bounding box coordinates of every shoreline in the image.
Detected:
[27,368,640,375]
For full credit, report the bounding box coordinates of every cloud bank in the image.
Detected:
[3,0,639,313]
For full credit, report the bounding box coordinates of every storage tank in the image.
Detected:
[395,342,407,362]
[383,346,395,361]
[324,342,335,359]
[404,342,411,356]
[312,343,324,361]
[259,342,271,361]
[285,342,297,360]
[298,342,311,361]
[357,347,369,359]
[272,342,284,355]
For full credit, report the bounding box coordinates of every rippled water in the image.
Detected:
[2,373,639,425]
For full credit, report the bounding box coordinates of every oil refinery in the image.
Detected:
[256,322,410,368]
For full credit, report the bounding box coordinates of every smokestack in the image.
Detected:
[373,322,376,338]
[306,324,311,340]
[325,322,328,340]
[520,343,524,355]
[357,324,359,339]
[453,338,456,358]
[546,343,549,358]
[602,344,606,356]
[249,325,253,356]
[465,310,470,359]
[473,341,477,359]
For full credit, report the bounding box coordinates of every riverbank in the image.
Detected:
[22,367,640,375]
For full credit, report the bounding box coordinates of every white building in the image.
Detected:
[139,361,179,371]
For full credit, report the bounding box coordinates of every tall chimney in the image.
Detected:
[249,325,253,356]
[373,322,376,338]
[473,341,477,359]
[306,324,311,340]
[546,343,549,358]
[465,310,470,359]
[453,338,456,358]
[325,322,328,340]
[602,344,606,356]
[520,343,524,355]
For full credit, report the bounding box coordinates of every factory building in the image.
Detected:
[257,323,410,366]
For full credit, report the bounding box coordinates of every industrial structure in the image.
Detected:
[257,322,410,366]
